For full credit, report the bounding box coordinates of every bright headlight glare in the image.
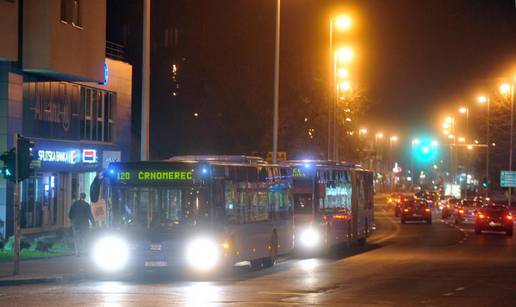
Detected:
[300,228,320,248]
[185,237,220,271]
[92,236,129,272]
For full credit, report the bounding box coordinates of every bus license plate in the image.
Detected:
[145,261,168,267]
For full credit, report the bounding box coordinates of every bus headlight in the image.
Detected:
[300,227,320,248]
[92,236,129,272]
[185,237,220,271]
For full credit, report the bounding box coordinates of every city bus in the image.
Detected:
[281,160,374,253]
[90,156,294,274]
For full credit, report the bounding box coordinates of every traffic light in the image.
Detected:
[482,177,488,189]
[17,136,34,181]
[0,149,16,182]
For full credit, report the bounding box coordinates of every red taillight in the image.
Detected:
[478,214,485,219]
[446,204,450,208]
[459,209,464,214]
[403,208,409,212]
[425,208,430,212]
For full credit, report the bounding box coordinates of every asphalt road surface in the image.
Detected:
[1,199,515,306]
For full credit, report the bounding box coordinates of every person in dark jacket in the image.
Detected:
[69,193,95,256]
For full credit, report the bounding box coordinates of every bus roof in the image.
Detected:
[168,155,266,165]
[281,160,368,171]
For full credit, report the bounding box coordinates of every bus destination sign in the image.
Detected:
[114,170,194,183]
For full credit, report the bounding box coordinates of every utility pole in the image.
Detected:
[509,83,514,206]
[141,0,151,161]
[13,133,20,275]
[272,0,281,164]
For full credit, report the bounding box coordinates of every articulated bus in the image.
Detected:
[281,160,374,253]
[90,156,293,274]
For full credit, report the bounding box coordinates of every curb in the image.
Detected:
[0,272,88,287]
[0,275,65,286]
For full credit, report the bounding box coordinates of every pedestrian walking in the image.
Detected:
[69,193,95,256]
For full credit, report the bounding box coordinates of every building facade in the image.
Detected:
[0,0,132,237]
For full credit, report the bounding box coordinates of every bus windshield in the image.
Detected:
[109,185,209,230]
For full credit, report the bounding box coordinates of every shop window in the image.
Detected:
[80,87,116,143]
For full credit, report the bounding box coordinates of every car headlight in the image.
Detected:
[92,236,129,272]
[185,237,220,272]
[299,227,320,248]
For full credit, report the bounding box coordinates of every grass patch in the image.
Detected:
[0,250,73,263]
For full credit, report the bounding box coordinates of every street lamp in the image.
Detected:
[359,128,368,135]
[500,81,515,205]
[458,136,466,143]
[477,95,490,194]
[328,15,354,161]
[389,135,399,192]
[335,15,352,30]
[335,47,354,64]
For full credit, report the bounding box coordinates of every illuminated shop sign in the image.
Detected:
[82,149,97,163]
[37,150,79,164]
[115,170,193,182]
[36,148,98,165]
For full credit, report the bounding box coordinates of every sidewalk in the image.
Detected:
[0,255,90,286]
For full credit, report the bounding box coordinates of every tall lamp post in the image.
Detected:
[328,15,353,160]
[272,0,280,163]
[501,82,515,205]
[389,135,398,191]
[477,95,490,195]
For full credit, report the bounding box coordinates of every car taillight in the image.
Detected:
[425,208,430,212]
[403,208,409,212]
[459,209,464,214]
[446,204,450,208]
[507,215,513,220]
[478,214,485,219]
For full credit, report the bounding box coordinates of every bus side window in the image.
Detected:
[248,167,258,182]
[224,180,241,224]
[258,167,268,181]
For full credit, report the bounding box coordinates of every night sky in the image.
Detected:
[108,0,516,160]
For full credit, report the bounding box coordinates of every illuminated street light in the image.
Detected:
[458,107,468,114]
[448,134,455,139]
[477,96,488,104]
[444,116,454,124]
[359,128,368,135]
[500,83,511,96]
[442,123,450,129]
[458,136,465,143]
[376,132,384,139]
[339,81,352,92]
[431,140,439,147]
[335,15,352,30]
[335,47,353,64]
[412,139,420,145]
[467,144,473,150]
[337,68,349,79]
[390,136,398,142]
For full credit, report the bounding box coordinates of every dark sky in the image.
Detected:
[108,0,516,159]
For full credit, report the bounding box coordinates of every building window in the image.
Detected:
[80,87,116,143]
[61,0,81,27]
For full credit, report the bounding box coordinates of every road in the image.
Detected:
[1,199,515,306]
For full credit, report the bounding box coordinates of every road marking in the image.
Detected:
[455,287,465,291]
[443,292,455,296]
